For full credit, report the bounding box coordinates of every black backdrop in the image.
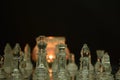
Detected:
[1,0,120,74]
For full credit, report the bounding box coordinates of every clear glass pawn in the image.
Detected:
[67,53,78,80]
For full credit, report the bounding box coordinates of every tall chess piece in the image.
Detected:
[95,50,104,74]
[51,44,61,80]
[19,44,33,79]
[0,55,6,80]
[94,50,105,80]
[32,36,50,80]
[3,43,13,78]
[76,43,94,80]
[11,43,23,80]
[56,43,70,80]
[67,53,78,80]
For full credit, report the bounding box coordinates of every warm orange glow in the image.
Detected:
[32,36,70,63]
[49,68,53,80]
[49,55,54,60]
[46,54,55,63]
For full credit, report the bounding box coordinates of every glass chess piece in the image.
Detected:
[102,52,112,74]
[95,51,114,80]
[100,52,114,80]
[0,55,6,80]
[3,43,13,79]
[67,53,78,80]
[95,50,105,80]
[80,44,91,57]
[12,43,22,69]
[56,43,70,80]
[19,44,33,79]
[32,36,50,80]
[96,50,104,62]
[11,43,23,80]
[76,43,91,80]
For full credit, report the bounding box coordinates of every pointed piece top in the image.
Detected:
[13,43,21,55]
[24,43,31,54]
[81,43,90,57]
[4,43,12,54]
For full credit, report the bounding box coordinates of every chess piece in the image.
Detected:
[95,50,105,74]
[56,43,70,80]
[76,43,94,80]
[67,53,78,80]
[32,36,50,80]
[95,50,105,80]
[3,43,13,78]
[19,44,33,79]
[12,43,22,69]
[102,52,112,74]
[11,43,23,80]
[99,52,114,80]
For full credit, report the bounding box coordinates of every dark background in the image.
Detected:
[1,0,120,74]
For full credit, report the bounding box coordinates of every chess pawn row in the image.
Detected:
[3,43,33,80]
